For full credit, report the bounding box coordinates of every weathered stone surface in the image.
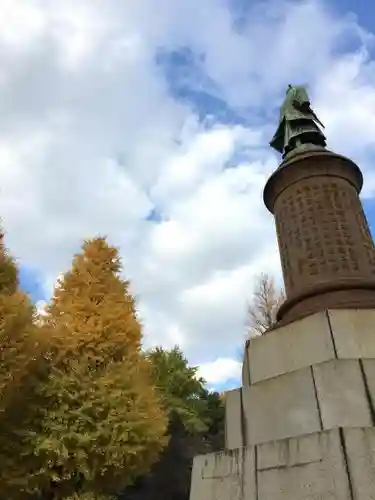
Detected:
[344,427,375,500]
[257,431,325,471]
[243,367,321,445]
[329,309,375,359]
[248,311,334,384]
[189,447,256,500]
[225,389,243,450]
[242,344,251,387]
[361,359,375,411]
[313,359,372,429]
[258,429,351,500]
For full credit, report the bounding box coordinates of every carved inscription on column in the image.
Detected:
[275,177,364,296]
[275,211,294,293]
[353,204,375,274]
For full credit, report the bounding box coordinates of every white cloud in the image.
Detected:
[197,358,242,385]
[0,0,375,389]
[0,0,45,52]
[152,125,262,205]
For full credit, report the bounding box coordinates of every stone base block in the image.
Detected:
[190,447,255,500]
[224,389,244,450]
[190,427,375,500]
[242,309,375,386]
[228,358,375,449]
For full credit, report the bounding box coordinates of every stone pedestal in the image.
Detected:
[189,309,375,500]
[263,150,375,326]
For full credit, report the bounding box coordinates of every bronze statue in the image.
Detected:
[270,85,326,158]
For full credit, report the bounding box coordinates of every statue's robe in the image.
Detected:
[270,86,326,155]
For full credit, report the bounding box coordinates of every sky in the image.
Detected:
[2,0,375,392]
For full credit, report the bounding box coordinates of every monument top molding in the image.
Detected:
[263,148,363,214]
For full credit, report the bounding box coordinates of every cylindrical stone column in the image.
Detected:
[263,148,375,325]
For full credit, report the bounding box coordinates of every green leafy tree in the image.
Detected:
[199,388,225,450]
[147,346,208,432]
[64,493,115,500]
[121,348,225,500]
[28,237,168,499]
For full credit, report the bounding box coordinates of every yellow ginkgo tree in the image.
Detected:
[30,237,168,499]
[0,226,48,500]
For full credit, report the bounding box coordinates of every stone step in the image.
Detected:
[190,427,375,500]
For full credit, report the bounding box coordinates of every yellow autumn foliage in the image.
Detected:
[0,229,40,412]
[27,237,168,498]
[0,228,48,499]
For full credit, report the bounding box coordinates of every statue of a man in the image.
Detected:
[270,85,326,158]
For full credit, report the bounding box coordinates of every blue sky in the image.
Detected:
[2,0,375,390]
[19,265,46,301]
[333,0,375,35]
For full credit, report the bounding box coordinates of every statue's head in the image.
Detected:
[286,84,293,94]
